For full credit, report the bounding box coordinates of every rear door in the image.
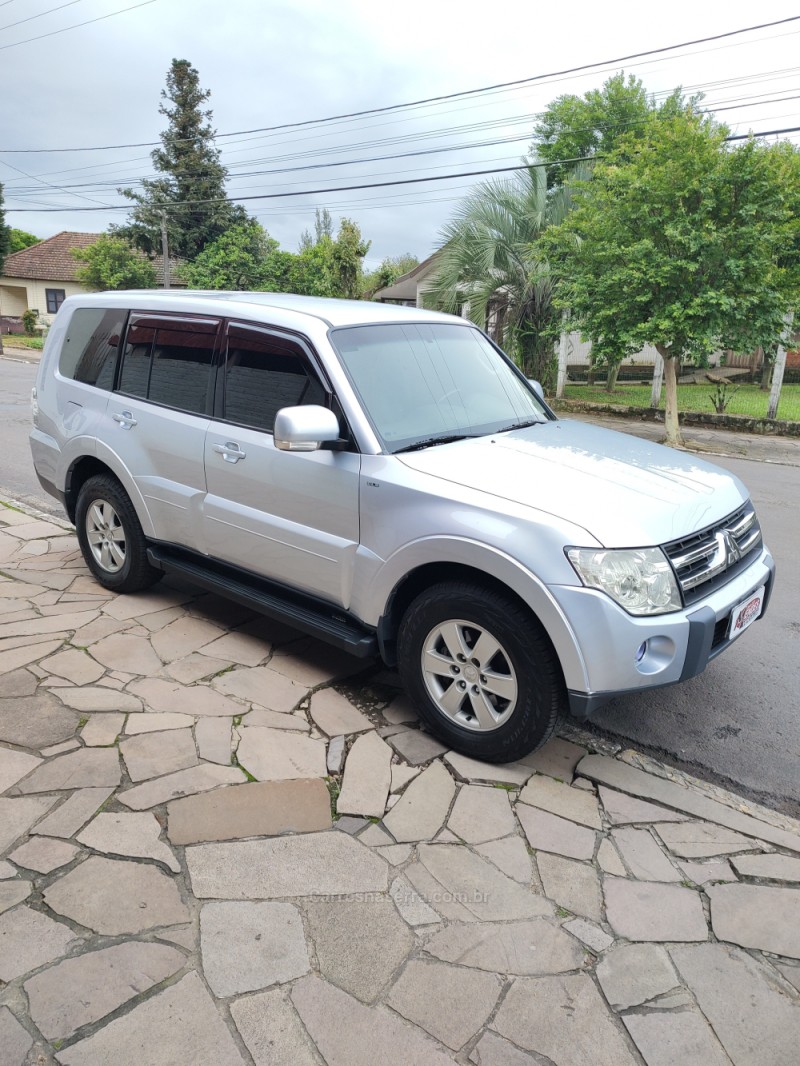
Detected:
[202,321,361,607]
[103,312,220,551]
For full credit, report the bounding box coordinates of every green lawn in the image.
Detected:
[564,383,800,422]
[2,336,44,350]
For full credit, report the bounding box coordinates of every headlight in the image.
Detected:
[566,547,682,616]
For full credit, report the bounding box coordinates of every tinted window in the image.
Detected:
[59,308,125,389]
[117,316,217,415]
[223,325,325,432]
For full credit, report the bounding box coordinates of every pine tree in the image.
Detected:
[116,59,245,261]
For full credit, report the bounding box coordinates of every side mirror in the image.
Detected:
[527,379,545,400]
[274,405,340,452]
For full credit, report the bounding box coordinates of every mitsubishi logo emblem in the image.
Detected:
[717,529,742,567]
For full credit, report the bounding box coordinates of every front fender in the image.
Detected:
[359,535,589,694]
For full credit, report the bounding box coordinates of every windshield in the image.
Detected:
[330,322,550,453]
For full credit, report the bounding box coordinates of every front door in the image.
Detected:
[203,321,361,608]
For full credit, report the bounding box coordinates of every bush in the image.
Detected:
[22,309,39,336]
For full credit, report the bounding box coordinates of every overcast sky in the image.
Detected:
[2,0,799,268]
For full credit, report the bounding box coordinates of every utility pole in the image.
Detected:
[650,349,664,408]
[160,211,170,290]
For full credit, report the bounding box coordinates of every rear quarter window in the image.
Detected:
[58,308,126,389]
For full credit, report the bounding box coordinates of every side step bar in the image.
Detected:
[146,546,378,659]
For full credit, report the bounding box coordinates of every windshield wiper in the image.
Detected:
[394,433,476,454]
[493,419,543,434]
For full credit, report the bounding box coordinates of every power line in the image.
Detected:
[0,0,158,52]
[8,127,800,215]
[0,0,85,34]
[2,14,798,149]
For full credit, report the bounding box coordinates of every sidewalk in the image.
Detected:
[1,504,799,1065]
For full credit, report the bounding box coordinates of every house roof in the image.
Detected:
[373,252,440,302]
[1,231,182,287]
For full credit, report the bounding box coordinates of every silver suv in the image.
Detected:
[30,292,775,761]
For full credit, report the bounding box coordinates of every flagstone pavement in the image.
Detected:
[1,505,799,1065]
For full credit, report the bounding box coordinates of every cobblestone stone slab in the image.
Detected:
[623,1009,732,1066]
[0,880,31,912]
[387,958,501,1050]
[518,774,602,829]
[309,687,374,736]
[730,852,800,881]
[578,755,800,854]
[537,852,603,922]
[387,730,448,766]
[120,728,199,782]
[118,763,246,809]
[40,648,106,685]
[0,1006,33,1065]
[447,784,516,844]
[124,711,193,733]
[0,905,83,982]
[9,836,80,873]
[213,665,307,712]
[492,974,639,1065]
[0,690,79,749]
[57,972,246,1066]
[389,873,441,925]
[44,856,189,934]
[678,859,736,885]
[168,778,331,844]
[383,760,456,843]
[611,827,682,882]
[195,717,233,765]
[655,821,761,858]
[0,796,58,853]
[77,811,180,872]
[337,730,392,817]
[291,974,454,1066]
[599,786,689,825]
[424,917,585,974]
[186,832,388,899]
[604,877,708,942]
[672,942,800,1065]
[200,900,310,997]
[80,712,125,747]
[14,747,121,793]
[474,835,532,883]
[56,687,143,713]
[469,1031,541,1065]
[516,804,597,860]
[0,746,41,793]
[708,883,800,958]
[305,898,413,1002]
[444,751,533,786]
[563,917,613,953]
[520,737,587,781]
[150,616,224,663]
[230,988,320,1066]
[89,633,163,675]
[237,727,327,781]
[596,943,679,1009]
[29,788,113,839]
[24,941,185,1040]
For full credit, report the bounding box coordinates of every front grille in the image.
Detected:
[664,503,762,605]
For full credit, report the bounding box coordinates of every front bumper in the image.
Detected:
[550,548,776,719]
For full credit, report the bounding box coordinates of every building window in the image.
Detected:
[45,289,66,314]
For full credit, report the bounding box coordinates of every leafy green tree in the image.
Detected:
[181,220,292,290]
[532,72,689,187]
[332,219,371,299]
[289,217,370,298]
[288,237,339,297]
[427,164,582,385]
[0,185,9,277]
[117,59,245,260]
[363,253,419,297]
[546,110,796,445]
[72,235,157,290]
[8,228,40,254]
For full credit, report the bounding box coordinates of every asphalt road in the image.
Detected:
[1,355,798,813]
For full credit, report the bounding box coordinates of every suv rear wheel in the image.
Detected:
[75,475,162,593]
[397,581,564,762]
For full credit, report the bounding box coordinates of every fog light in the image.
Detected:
[635,641,647,662]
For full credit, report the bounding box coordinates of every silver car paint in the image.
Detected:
[31,291,772,705]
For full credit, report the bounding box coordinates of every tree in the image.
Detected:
[331,219,371,299]
[181,220,292,290]
[116,59,245,261]
[362,253,419,297]
[426,164,582,385]
[72,235,157,290]
[289,217,370,298]
[532,72,690,187]
[546,110,796,445]
[0,186,7,356]
[8,228,40,255]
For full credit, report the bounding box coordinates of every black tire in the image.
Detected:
[397,581,565,762]
[75,474,162,593]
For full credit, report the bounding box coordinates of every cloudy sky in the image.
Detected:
[2,0,799,269]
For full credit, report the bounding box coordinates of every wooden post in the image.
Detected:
[556,329,568,399]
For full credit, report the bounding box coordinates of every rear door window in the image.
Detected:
[117,314,220,415]
[59,307,126,389]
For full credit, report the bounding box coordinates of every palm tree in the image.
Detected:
[426,163,583,387]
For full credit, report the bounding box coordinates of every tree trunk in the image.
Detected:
[760,354,772,391]
[767,313,793,420]
[605,362,621,392]
[750,346,762,385]
[660,346,682,447]
[650,350,664,408]
[556,328,568,399]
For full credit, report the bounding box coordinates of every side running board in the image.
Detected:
[146,545,378,659]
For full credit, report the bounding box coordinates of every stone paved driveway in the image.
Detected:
[1,505,800,1065]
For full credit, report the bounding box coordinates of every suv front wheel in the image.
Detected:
[75,475,162,593]
[397,581,563,762]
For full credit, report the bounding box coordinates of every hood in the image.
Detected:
[397,419,748,547]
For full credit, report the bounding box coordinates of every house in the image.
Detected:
[0,231,181,330]
[372,253,441,307]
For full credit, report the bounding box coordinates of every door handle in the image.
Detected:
[112,411,137,429]
[213,441,246,463]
